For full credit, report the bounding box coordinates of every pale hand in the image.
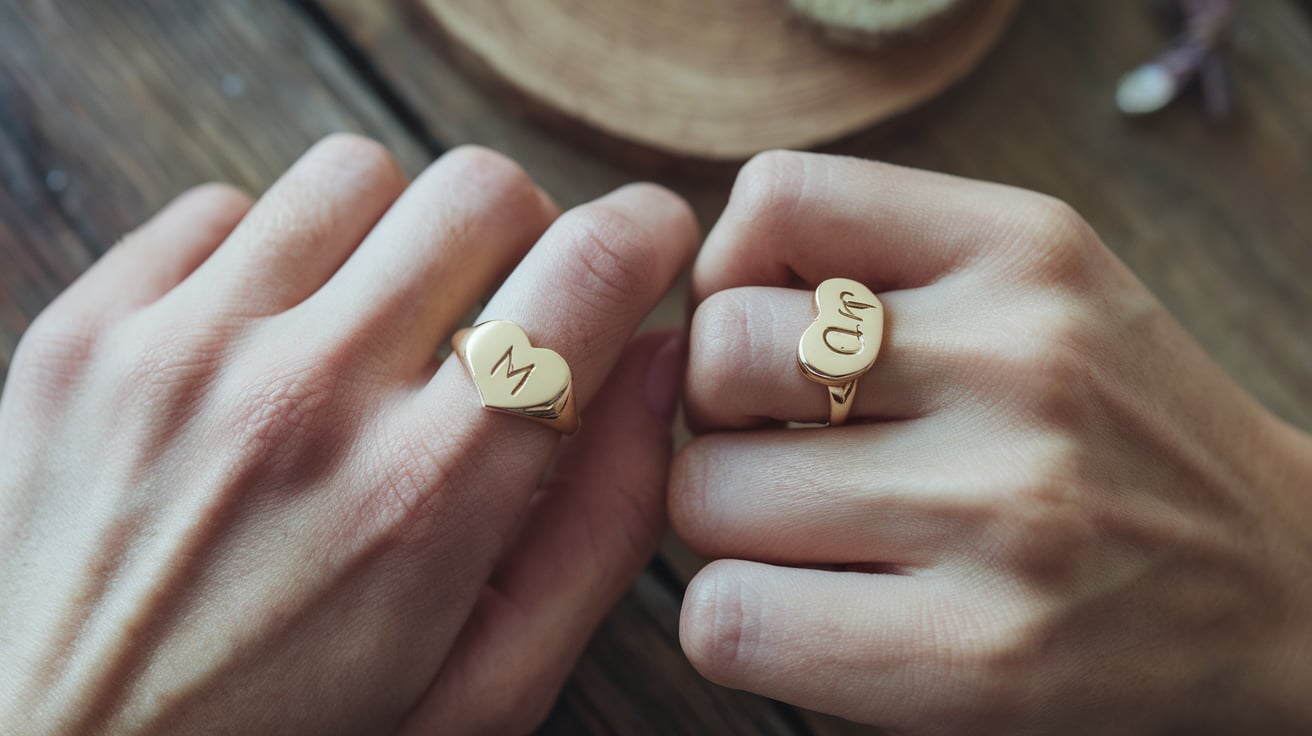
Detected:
[0,136,696,735]
[672,151,1312,735]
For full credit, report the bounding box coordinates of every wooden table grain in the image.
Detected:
[2,1,1310,734]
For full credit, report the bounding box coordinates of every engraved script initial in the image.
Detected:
[490,346,535,396]
[821,291,877,355]
[837,291,876,322]
[799,278,884,386]
[823,325,863,355]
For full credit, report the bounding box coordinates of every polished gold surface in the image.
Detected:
[797,278,884,426]
[453,320,579,435]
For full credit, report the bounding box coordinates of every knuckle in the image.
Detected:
[426,146,550,242]
[236,137,401,272]
[155,182,253,246]
[688,289,757,403]
[307,132,403,187]
[970,305,1097,431]
[1008,194,1101,286]
[615,181,699,259]
[555,204,655,317]
[618,181,695,223]
[224,358,341,461]
[681,562,759,682]
[440,144,537,201]
[730,149,810,231]
[184,181,254,219]
[114,321,230,408]
[667,442,715,544]
[1025,194,1086,239]
[981,441,1092,587]
[11,311,102,386]
[1006,351,1081,426]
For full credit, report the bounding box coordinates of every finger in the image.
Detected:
[42,183,251,323]
[298,145,558,376]
[360,183,696,616]
[669,420,988,569]
[692,150,1066,302]
[680,560,958,732]
[400,331,684,735]
[470,183,698,403]
[687,285,967,429]
[176,133,407,316]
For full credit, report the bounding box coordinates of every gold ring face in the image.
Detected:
[797,278,883,425]
[452,320,579,435]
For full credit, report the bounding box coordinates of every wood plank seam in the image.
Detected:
[290,0,449,156]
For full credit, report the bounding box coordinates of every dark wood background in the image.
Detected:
[2,1,1309,733]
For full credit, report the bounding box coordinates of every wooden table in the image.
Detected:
[2,1,1310,733]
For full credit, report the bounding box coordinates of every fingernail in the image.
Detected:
[644,333,685,423]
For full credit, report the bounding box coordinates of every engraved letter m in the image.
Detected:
[490,346,535,396]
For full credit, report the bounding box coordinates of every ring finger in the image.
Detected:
[365,181,698,557]
[686,283,991,430]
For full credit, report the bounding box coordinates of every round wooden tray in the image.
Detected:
[419,0,1019,162]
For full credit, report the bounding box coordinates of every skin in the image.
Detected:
[0,135,697,735]
[670,151,1312,735]
[4,140,1309,735]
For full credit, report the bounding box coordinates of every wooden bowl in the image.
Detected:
[419,0,1020,162]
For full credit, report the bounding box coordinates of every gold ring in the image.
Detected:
[452,320,579,435]
[797,278,884,426]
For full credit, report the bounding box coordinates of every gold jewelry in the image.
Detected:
[452,320,579,435]
[797,278,884,426]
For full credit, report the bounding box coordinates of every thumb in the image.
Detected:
[401,330,685,735]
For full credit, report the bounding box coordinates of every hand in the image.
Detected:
[670,151,1312,734]
[0,135,696,735]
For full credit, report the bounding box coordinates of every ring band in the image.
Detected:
[452,320,580,435]
[797,278,884,426]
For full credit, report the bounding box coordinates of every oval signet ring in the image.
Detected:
[796,278,884,426]
[452,320,580,435]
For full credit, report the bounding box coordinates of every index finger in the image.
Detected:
[692,150,1061,302]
